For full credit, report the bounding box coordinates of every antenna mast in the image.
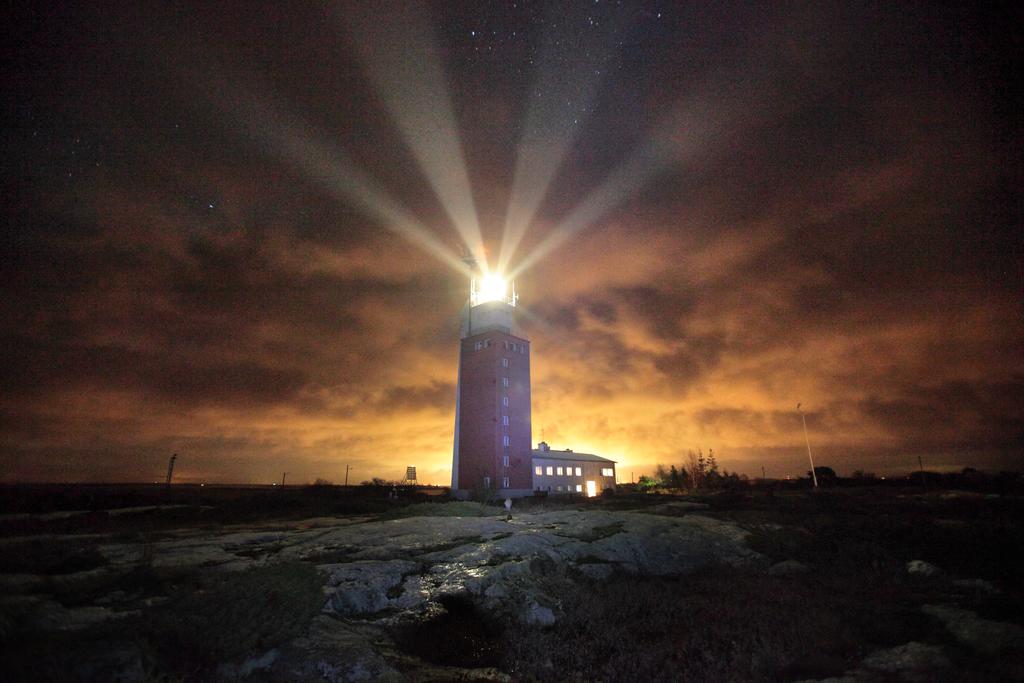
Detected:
[798,403,818,489]
[165,453,177,488]
[461,249,478,297]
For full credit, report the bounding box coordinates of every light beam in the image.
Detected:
[497,4,625,275]
[247,99,470,276]
[139,10,470,278]
[338,0,486,271]
[508,65,773,282]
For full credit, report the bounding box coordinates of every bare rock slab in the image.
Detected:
[768,559,810,576]
[923,604,1024,655]
[906,560,941,577]
[861,641,950,674]
[271,615,402,682]
[321,559,421,616]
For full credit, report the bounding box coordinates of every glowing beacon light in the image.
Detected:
[470,272,517,307]
[478,274,507,303]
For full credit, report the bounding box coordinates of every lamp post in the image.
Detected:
[798,403,818,489]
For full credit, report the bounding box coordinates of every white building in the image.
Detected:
[531,441,616,496]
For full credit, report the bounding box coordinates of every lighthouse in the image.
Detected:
[451,271,533,498]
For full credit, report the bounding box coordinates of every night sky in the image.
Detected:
[3,1,1021,484]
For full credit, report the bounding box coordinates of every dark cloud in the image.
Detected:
[1,338,307,407]
[652,350,701,387]
[694,408,770,439]
[858,379,1024,449]
[612,286,696,340]
[585,299,617,325]
[0,1,1020,481]
[376,381,456,414]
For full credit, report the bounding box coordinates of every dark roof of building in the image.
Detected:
[531,449,616,464]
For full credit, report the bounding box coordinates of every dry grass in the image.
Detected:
[500,567,934,682]
[383,500,495,518]
[3,562,325,681]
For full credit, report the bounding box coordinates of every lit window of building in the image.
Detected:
[546,466,553,475]
[535,466,542,475]
[503,415,509,425]
[575,484,582,492]
[503,455,509,467]
[556,466,564,475]
[575,467,582,476]
[503,435,510,446]
[601,467,614,477]
[502,377,509,387]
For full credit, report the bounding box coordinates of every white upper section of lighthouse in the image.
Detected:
[461,274,525,340]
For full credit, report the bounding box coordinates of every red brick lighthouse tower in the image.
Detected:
[451,271,532,498]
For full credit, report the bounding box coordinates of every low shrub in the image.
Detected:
[501,567,926,682]
[142,561,324,676]
[383,501,495,518]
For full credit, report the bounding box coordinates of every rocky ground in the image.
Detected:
[1,504,758,680]
[1,489,1022,681]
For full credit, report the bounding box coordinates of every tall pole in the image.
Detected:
[798,403,818,489]
[281,472,287,487]
[345,464,350,487]
[166,453,177,488]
